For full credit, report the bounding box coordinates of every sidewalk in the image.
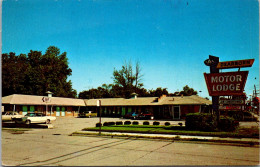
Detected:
[71,130,260,147]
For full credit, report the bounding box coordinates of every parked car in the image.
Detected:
[12,113,56,124]
[136,112,154,120]
[78,111,97,118]
[2,112,24,122]
[123,112,139,119]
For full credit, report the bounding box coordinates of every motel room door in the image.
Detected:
[30,106,35,113]
[173,106,180,119]
[61,107,66,116]
[22,106,27,115]
[56,107,60,116]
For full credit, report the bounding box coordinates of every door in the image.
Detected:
[56,107,60,116]
[61,107,66,116]
[30,106,35,113]
[173,106,180,119]
[121,107,126,116]
[22,106,28,115]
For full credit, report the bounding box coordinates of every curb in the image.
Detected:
[71,131,260,147]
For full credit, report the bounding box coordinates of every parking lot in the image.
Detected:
[2,117,259,166]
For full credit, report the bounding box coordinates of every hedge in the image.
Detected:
[165,122,171,126]
[103,122,109,126]
[153,121,160,125]
[108,122,115,126]
[143,121,150,125]
[116,121,123,125]
[133,121,139,125]
[96,123,102,127]
[124,121,131,125]
[185,113,239,132]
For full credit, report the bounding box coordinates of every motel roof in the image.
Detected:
[2,94,212,107]
[84,95,212,106]
[2,94,85,106]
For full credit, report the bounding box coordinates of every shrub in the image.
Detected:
[96,123,102,127]
[133,121,139,125]
[143,121,150,125]
[116,121,123,125]
[124,121,131,125]
[103,122,109,126]
[108,122,115,126]
[186,113,239,132]
[164,122,171,126]
[153,121,160,125]
[185,113,217,131]
[218,116,239,131]
[178,123,183,126]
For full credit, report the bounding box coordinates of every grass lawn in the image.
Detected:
[83,125,259,138]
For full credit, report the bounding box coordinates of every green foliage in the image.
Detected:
[108,122,116,126]
[78,61,196,99]
[180,85,198,96]
[149,87,169,97]
[218,117,239,131]
[133,121,139,125]
[153,121,160,125]
[103,122,109,126]
[112,61,143,98]
[116,121,123,125]
[186,113,239,132]
[96,123,102,127]
[124,121,131,125]
[2,46,77,97]
[164,122,171,126]
[143,121,150,125]
[185,113,217,132]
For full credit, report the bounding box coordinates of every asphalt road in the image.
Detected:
[2,117,259,166]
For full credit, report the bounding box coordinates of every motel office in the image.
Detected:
[2,94,212,120]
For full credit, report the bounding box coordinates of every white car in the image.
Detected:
[2,112,24,122]
[12,113,56,124]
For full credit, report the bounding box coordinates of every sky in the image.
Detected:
[2,0,259,98]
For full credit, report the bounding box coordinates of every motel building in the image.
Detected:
[2,94,85,117]
[2,93,212,120]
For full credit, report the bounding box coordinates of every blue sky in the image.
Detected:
[2,0,259,98]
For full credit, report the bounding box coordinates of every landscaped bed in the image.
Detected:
[83,125,259,139]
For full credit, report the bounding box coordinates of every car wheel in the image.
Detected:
[25,120,31,125]
[46,119,50,124]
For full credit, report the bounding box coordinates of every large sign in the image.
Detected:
[204,71,248,96]
[216,59,254,69]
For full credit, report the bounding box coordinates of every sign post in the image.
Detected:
[97,100,101,135]
[208,55,220,124]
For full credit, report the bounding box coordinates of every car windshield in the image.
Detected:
[25,113,34,117]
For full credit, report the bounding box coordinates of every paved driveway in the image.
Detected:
[2,117,259,166]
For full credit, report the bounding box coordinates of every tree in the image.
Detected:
[2,46,77,98]
[180,85,198,96]
[112,61,144,98]
[149,87,169,97]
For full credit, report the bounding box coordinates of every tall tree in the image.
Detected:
[112,61,144,98]
[149,87,169,97]
[2,46,77,98]
[180,85,198,96]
